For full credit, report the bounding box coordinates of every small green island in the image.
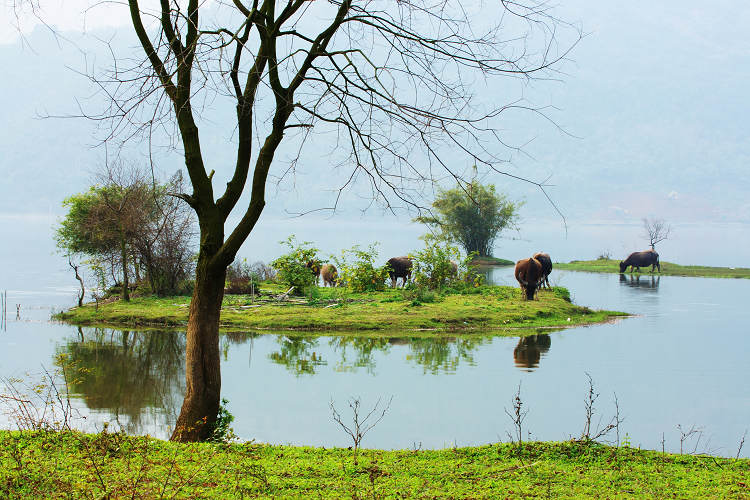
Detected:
[55,283,626,335]
[556,258,750,279]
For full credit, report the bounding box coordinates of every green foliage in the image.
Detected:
[271,236,320,294]
[333,243,390,292]
[410,239,485,291]
[208,398,236,443]
[415,179,521,257]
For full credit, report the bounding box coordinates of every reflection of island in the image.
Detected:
[619,273,660,290]
[268,336,327,376]
[266,334,486,375]
[56,328,185,434]
[405,337,486,374]
[513,334,551,371]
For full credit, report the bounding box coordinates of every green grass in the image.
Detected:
[556,259,750,279]
[54,284,626,334]
[1,431,747,498]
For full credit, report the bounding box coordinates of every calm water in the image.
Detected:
[1,265,748,457]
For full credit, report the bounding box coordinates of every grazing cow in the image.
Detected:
[387,256,413,288]
[305,259,322,281]
[515,257,544,300]
[532,252,553,289]
[619,250,660,273]
[321,264,338,287]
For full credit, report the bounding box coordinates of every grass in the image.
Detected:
[556,258,750,279]
[1,430,747,498]
[54,284,626,333]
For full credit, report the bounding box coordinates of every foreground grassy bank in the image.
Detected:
[55,285,626,333]
[556,259,750,279]
[1,431,746,498]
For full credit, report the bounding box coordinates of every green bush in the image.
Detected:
[410,240,483,290]
[333,244,390,292]
[271,236,320,295]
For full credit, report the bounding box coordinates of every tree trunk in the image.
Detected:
[170,255,226,442]
[120,231,130,302]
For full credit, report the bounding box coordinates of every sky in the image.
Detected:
[1,0,749,267]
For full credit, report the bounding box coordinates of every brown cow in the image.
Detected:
[387,256,413,288]
[532,252,552,289]
[515,257,544,300]
[321,264,338,287]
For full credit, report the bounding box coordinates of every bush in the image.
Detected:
[271,236,320,295]
[410,240,483,290]
[225,259,260,294]
[333,244,390,292]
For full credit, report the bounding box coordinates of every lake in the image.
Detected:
[1,260,748,458]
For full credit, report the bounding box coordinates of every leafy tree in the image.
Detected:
[333,244,390,292]
[416,181,521,257]
[56,168,195,299]
[26,0,578,440]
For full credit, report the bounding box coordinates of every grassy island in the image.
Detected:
[556,259,750,279]
[55,284,625,334]
[1,431,746,498]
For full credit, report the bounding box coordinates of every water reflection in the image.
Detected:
[265,334,490,375]
[55,328,185,434]
[406,337,486,374]
[619,273,660,291]
[513,334,551,371]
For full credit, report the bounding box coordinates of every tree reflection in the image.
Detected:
[513,334,551,371]
[56,327,185,434]
[406,337,486,374]
[328,337,392,374]
[268,336,327,376]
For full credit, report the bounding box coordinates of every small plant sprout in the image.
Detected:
[504,382,528,456]
[330,396,393,465]
[580,373,623,444]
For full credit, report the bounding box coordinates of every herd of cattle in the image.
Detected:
[306,248,661,300]
[514,248,661,300]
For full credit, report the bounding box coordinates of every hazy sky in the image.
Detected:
[1,1,749,266]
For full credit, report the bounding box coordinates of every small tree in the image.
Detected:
[415,181,521,257]
[642,218,672,251]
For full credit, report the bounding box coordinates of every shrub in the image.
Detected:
[333,244,390,292]
[271,236,320,294]
[225,259,260,294]
[410,240,483,290]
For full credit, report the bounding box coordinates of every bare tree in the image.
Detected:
[642,217,672,251]
[30,0,581,441]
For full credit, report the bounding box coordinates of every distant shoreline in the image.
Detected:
[555,259,750,279]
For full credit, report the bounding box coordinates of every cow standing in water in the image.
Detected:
[532,252,553,289]
[619,250,660,273]
[515,257,544,300]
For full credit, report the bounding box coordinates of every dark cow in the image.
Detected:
[449,260,458,277]
[387,256,413,288]
[321,264,338,287]
[619,250,660,273]
[532,252,552,289]
[305,259,322,281]
[513,334,552,371]
[515,257,544,300]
